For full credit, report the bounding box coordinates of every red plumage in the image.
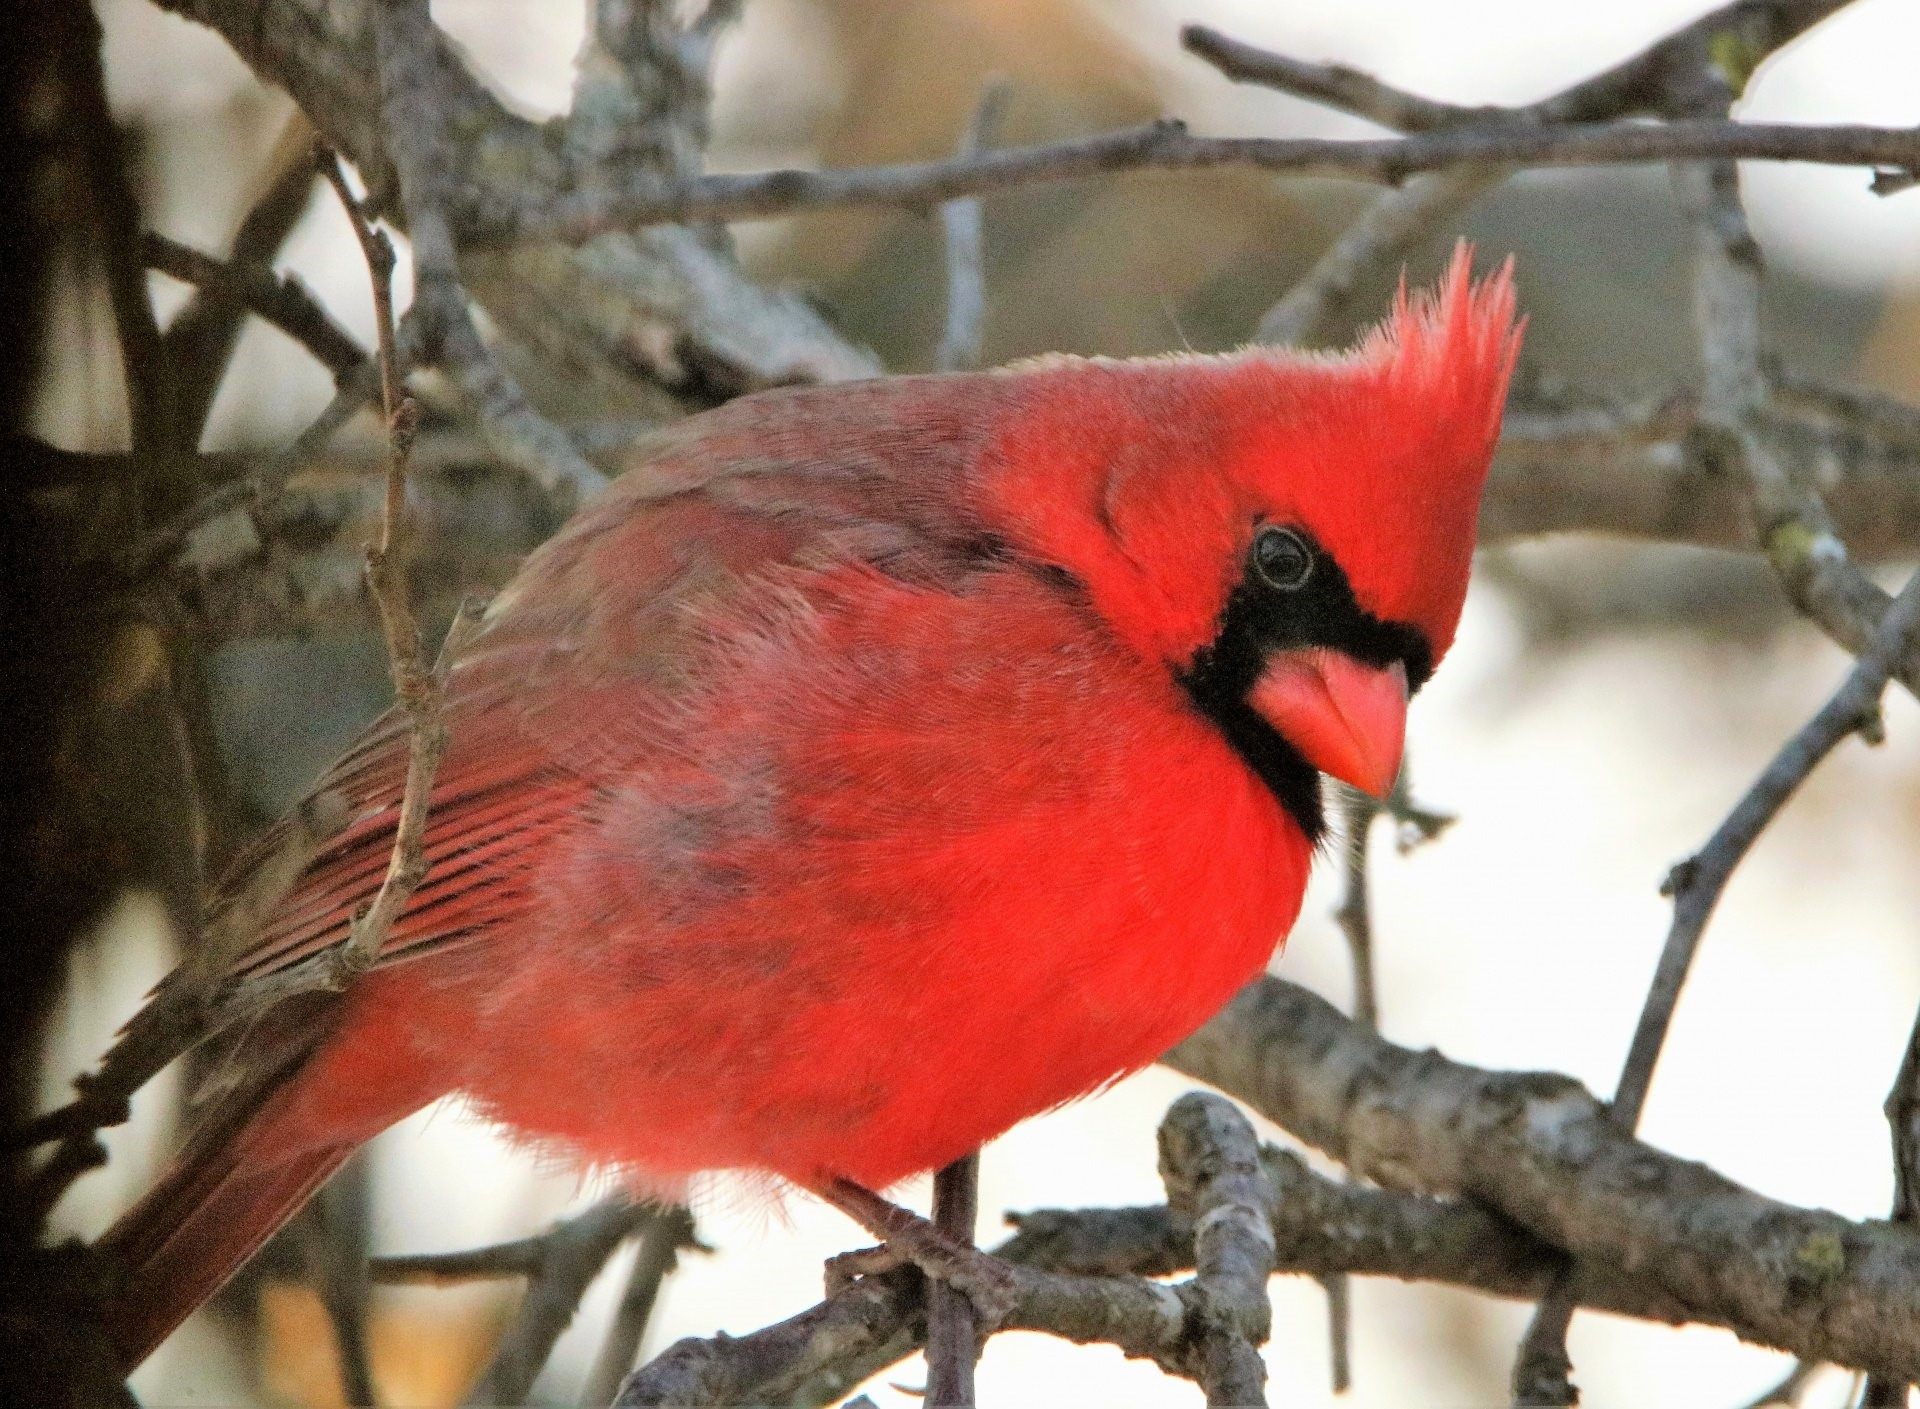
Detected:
[100,247,1520,1367]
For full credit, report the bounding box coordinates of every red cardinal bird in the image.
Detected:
[100,248,1519,1366]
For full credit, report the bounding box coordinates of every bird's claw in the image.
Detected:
[823,1238,1018,1328]
[824,1242,903,1295]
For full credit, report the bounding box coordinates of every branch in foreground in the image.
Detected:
[1167,976,1920,1379]
[619,1095,1282,1408]
[1157,1094,1276,1408]
[608,1121,1812,1407]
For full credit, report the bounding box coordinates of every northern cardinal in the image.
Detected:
[98,247,1519,1367]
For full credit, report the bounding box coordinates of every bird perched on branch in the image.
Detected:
[99,246,1520,1367]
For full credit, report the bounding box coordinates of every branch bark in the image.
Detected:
[1166,977,1920,1380]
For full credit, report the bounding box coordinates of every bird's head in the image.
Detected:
[980,246,1521,832]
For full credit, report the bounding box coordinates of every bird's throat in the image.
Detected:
[1177,673,1325,843]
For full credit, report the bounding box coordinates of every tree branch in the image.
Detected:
[509,118,1920,245]
[1157,1094,1276,1408]
[1167,977,1920,1380]
[160,109,320,443]
[144,230,365,385]
[369,0,607,505]
[1242,0,1857,347]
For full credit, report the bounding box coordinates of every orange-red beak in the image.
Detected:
[1248,653,1408,799]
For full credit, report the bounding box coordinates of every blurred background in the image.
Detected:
[24,0,1920,1403]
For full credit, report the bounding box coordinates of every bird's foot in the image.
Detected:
[814,1178,1018,1328]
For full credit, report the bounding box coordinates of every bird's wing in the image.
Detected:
[206,375,1014,984]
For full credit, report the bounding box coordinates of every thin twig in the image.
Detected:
[1257,166,1504,347]
[314,147,448,980]
[1182,24,1499,132]
[1316,785,1387,1395]
[1515,565,1920,1402]
[505,116,1920,246]
[112,356,384,581]
[1247,0,1856,348]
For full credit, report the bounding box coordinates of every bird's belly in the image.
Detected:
[462,767,1309,1191]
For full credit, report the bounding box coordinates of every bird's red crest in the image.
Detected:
[981,243,1522,670]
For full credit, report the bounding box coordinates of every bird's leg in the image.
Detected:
[815,1167,1015,1333]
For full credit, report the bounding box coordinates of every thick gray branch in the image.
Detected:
[1166,976,1920,1379]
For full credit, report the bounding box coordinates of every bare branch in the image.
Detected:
[113,356,384,581]
[370,0,608,504]
[462,1198,659,1407]
[1616,568,1920,1126]
[1181,25,1497,133]
[619,1098,1288,1407]
[144,230,365,384]
[1158,1094,1276,1408]
[1194,2,1859,132]
[1167,976,1920,1379]
[610,1098,1916,1406]
[580,1207,700,1408]
[508,118,1920,246]
[1249,0,1858,347]
[1256,167,1504,346]
[570,0,737,178]
[314,146,448,979]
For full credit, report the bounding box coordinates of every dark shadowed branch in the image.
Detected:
[159,110,319,445]
[144,229,366,385]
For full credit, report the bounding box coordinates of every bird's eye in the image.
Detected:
[1253,526,1313,591]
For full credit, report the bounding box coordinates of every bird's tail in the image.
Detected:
[99,985,443,1370]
